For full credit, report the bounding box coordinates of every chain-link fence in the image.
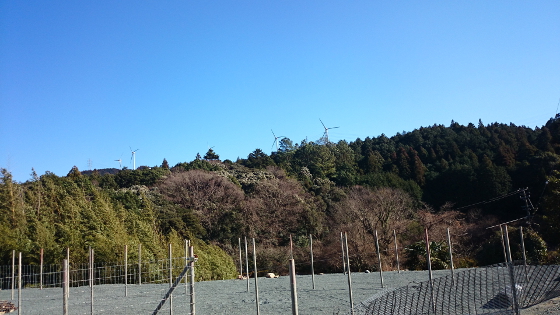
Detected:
[353,263,560,315]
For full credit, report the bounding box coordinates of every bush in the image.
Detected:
[476,227,547,266]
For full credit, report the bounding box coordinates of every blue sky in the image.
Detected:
[1,1,559,182]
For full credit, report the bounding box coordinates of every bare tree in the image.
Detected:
[242,176,324,245]
[332,186,415,270]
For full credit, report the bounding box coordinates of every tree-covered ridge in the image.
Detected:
[0,167,236,280]
[1,117,560,277]
[265,118,560,217]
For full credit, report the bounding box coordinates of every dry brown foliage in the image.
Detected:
[158,170,244,233]
[328,186,416,271]
[242,176,324,245]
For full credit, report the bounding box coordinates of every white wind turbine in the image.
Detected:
[115,158,122,169]
[320,119,339,143]
[271,130,286,152]
[130,147,139,170]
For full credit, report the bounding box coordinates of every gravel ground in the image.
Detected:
[0,269,558,314]
[0,270,449,315]
[522,296,560,315]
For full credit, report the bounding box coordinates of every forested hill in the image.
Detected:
[1,117,560,276]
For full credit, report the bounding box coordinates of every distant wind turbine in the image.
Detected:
[271,130,286,151]
[320,119,339,143]
[115,159,122,169]
[130,147,139,170]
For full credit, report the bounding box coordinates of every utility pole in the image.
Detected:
[519,188,531,217]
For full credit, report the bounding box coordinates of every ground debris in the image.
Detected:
[0,300,17,314]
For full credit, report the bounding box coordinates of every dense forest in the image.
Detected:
[1,117,560,278]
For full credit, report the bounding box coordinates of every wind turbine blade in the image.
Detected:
[271,129,277,138]
[319,119,327,129]
[329,127,340,129]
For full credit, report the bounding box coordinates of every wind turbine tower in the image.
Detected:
[130,148,139,170]
[320,119,339,143]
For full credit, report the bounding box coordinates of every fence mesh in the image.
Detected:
[0,256,193,314]
[353,263,560,315]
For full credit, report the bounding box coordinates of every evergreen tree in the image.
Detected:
[67,166,82,178]
[204,148,220,161]
[245,149,275,169]
[162,158,170,169]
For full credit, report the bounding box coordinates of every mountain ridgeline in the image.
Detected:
[2,118,560,277]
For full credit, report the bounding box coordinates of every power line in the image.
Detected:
[455,189,521,211]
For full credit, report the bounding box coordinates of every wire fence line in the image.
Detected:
[0,255,195,315]
[1,226,559,315]
[352,262,560,315]
[1,257,192,289]
[1,259,560,314]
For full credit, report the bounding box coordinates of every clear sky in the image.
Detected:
[1,1,559,183]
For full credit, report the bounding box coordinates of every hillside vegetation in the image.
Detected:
[1,118,560,277]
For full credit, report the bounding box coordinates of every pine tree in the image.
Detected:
[162,158,170,169]
[204,148,219,161]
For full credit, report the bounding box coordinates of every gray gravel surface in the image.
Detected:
[1,269,558,314]
[522,296,560,315]
[0,270,451,315]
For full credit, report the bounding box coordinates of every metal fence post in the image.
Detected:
[11,250,15,301]
[18,252,21,315]
[503,225,520,315]
[90,247,94,315]
[138,244,142,285]
[185,239,189,297]
[169,243,173,315]
[310,234,315,290]
[500,225,508,264]
[344,232,354,315]
[238,238,243,279]
[252,238,260,315]
[189,246,195,315]
[40,248,44,290]
[66,247,70,298]
[424,228,435,313]
[124,244,128,297]
[63,259,68,315]
[289,259,299,315]
[245,237,249,292]
[374,229,384,288]
[447,227,455,285]
[341,232,347,274]
[393,230,400,273]
[520,227,529,283]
